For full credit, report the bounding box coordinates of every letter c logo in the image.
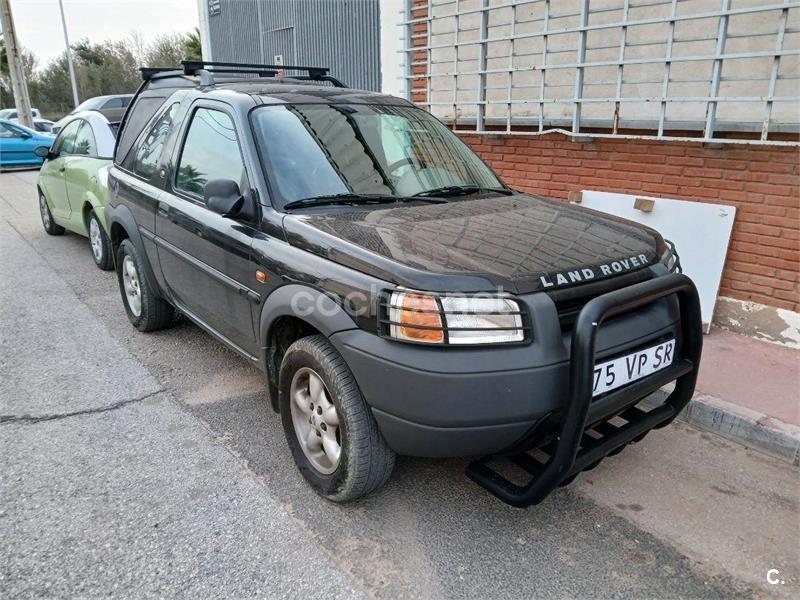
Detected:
[767,569,782,585]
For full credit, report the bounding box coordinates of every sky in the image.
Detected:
[10,0,200,68]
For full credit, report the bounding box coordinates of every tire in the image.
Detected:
[279,335,395,502]
[88,210,113,271]
[115,239,174,332]
[38,191,64,236]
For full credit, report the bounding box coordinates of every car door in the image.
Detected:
[0,122,26,165]
[156,102,260,357]
[0,121,40,165]
[63,120,99,224]
[38,119,81,219]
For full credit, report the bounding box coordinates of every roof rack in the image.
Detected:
[180,60,346,88]
[138,62,347,88]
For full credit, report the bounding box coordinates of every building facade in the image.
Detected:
[197,0,385,91]
[197,0,799,329]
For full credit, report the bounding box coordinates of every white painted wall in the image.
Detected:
[379,0,404,97]
[196,0,213,61]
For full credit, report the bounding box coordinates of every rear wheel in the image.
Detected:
[39,192,64,236]
[279,335,395,502]
[116,239,174,332]
[88,210,113,271]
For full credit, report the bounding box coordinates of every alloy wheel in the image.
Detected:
[122,255,142,317]
[289,367,342,474]
[89,217,103,261]
[39,194,51,229]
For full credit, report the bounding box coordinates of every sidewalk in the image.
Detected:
[671,327,800,464]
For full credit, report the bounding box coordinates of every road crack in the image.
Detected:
[0,389,165,425]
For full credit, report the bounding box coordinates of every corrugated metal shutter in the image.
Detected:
[207,0,381,91]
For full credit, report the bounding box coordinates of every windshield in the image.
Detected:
[251,104,504,208]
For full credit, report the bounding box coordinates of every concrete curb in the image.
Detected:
[648,390,800,465]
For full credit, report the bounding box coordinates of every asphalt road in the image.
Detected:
[1,170,797,599]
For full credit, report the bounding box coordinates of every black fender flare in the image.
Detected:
[105,204,164,298]
[258,284,359,410]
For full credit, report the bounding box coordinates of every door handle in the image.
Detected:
[157,201,169,217]
[59,166,66,173]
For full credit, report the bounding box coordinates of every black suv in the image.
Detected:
[106,62,702,507]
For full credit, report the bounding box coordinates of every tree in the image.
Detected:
[183,28,202,62]
[1,34,38,110]
[143,33,185,68]
[5,29,199,118]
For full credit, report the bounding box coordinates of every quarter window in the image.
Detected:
[133,103,178,179]
[176,108,245,197]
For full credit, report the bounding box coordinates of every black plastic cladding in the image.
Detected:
[465,273,703,508]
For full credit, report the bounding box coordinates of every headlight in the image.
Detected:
[385,290,526,345]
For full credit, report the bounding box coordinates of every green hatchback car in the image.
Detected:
[36,111,118,270]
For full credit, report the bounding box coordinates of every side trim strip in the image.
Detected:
[172,299,261,365]
[144,226,261,305]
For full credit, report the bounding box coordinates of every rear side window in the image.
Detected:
[73,121,97,157]
[102,97,125,109]
[132,103,178,180]
[115,95,170,164]
[175,108,245,197]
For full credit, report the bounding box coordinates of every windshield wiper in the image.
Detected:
[284,193,398,210]
[413,185,514,198]
[284,193,447,210]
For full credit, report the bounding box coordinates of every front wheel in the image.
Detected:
[279,335,395,502]
[39,192,64,236]
[88,210,113,270]
[115,239,174,332]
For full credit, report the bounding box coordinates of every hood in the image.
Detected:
[282,194,663,294]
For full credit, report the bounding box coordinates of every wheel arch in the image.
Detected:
[259,284,359,412]
[105,204,163,297]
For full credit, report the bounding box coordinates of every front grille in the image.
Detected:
[548,269,654,332]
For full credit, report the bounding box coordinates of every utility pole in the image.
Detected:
[57,0,79,108]
[0,0,33,128]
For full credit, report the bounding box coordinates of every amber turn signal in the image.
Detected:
[391,292,444,344]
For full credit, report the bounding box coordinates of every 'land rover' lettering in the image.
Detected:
[539,254,649,289]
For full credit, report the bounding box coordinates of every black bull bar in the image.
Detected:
[466,273,703,508]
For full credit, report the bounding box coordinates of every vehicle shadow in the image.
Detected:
[187,389,743,600]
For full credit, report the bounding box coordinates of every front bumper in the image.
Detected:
[330,274,692,459]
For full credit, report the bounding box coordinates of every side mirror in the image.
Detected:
[34,146,51,158]
[20,132,31,139]
[204,179,242,216]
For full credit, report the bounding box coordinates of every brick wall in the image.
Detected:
[460,134,800,311]
[406,0,799,312]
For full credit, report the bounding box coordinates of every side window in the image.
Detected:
[132,103,178,180]
[0,123,19,138]
[102,97,124,109]
[54,120,81,154]
[73,121,97,157]
[176,108,245,197]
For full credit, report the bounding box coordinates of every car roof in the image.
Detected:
[147,75,413,107]
[0,118,40,135]
[215,81,411,106]
[89,94,134,101]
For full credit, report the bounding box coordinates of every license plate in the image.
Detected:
[592,339,676,397]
